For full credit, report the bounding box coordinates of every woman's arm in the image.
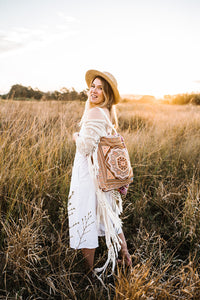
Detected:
[73,108,106,156]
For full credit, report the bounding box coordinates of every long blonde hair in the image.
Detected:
[89,76,118,128]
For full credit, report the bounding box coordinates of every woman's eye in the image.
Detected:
[90,85,102,90]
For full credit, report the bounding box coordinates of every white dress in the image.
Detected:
[68,109,123,273]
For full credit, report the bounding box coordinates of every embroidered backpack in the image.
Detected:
[97,109,133,193]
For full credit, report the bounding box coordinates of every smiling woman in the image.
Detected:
[68,69,132,279]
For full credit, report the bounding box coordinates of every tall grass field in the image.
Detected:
[0,100,200,299]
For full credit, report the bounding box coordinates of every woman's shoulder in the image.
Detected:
[87,107,110,121]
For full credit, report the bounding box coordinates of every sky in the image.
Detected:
[0,0,200,98]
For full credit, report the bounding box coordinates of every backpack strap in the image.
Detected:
[96,107,117,134]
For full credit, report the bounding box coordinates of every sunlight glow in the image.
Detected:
[0,0,200,97]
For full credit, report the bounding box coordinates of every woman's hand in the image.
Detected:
[73,132,79,142]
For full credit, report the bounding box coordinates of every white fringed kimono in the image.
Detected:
[68,111,123,275]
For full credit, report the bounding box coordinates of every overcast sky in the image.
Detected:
[0,0,200,97]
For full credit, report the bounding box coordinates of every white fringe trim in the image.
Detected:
[88,148,123,276]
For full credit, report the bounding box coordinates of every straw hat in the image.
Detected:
[85,69,121,104]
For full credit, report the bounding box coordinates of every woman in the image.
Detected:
[68,69,131,276]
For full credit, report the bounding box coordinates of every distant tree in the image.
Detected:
[27,86,35,98]
[70,88,78,100]
[171,94,190,105]
[59,87,87,101]
[8,84,26,99]
[7,84,43,100]
[189,94,200,105]
[79,90,88,101]
[171,93,200,105]
[1,94,8,99]
[33,90,43,100]
[60,87,70,101]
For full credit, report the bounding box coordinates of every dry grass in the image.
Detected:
[115,259,200,299]
[0,99,200,299]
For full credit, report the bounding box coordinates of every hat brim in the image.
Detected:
[85,69,120,104]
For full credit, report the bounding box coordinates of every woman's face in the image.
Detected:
[89,77,104,106]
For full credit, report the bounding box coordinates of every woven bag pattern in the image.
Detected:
[97,135,133,192]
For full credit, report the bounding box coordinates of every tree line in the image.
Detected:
[163,93,200,105]
[0,84,88,101]
[1,84,200,105]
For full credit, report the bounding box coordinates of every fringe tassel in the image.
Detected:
[88,149,123,276]
[94,204,122,275]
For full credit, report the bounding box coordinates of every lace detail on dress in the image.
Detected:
[76,120,109,156]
